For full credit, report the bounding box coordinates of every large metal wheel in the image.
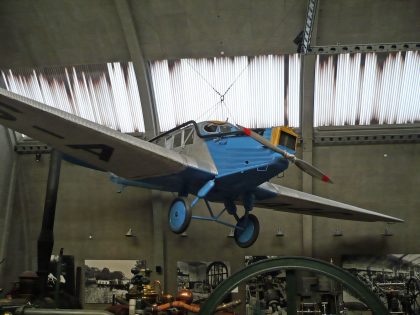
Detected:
[199,257,389,315]
[168,197,192,234]
[233,214,259,248]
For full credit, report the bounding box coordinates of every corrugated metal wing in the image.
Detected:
[314,51,420,126]
[150,54,301,131]
[1,62,145,133]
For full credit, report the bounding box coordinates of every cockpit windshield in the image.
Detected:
[203,124,218,133]
[200,121,238,135]
[149,120,241,145]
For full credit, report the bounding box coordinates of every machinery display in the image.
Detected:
[105,266,241,315]
[199,257,390,315]
[343,255,420,314]
[176,261,230,303]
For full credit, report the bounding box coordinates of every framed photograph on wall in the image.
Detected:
[84,259,145,303]
[177,261,231,302]
[342,254,420,314]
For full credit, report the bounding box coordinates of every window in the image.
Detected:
[1,62,145,133]
[165,136,173,149]
[150,54,301,131]
[314,51,420,126]
[173,133,182,147]
[279,132,297,151]
[184,127,194,145]
[219,125,232,133]
[204,124,218,133]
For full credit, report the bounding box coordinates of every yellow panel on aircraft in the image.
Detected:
[271,126,299,151]
[270,127,281,146]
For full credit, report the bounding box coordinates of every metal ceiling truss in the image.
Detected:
[308,42,420,55]
[315,124,420,145]
[302,0,420,55]
[15,124,420,155]
[15,141,51,154]
[301,0,318,53]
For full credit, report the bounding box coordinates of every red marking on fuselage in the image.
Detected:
[243,127,251,136]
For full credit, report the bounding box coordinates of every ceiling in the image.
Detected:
[0,0,419,69]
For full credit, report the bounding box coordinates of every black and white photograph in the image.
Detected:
[177,261,231,302]
[245,256,286,315]
[84,260,144,304]
[244,256,344,315]
[342,254,420,314]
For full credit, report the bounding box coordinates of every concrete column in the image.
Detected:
[0,127,17,284]
[301,55,316,257]
[114,0,159,138]
[300,0,320,257]
[114,0,165,287]
[151,191,166,290]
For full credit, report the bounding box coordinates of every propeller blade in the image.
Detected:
[236,124,333,183]
[294,158,333,183]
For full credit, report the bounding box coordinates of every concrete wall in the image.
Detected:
[317,0,420,45]
[312,143,420,261]
[1,155,155,293]
[0,0,418,68]
[0,127,17,287]
[0,128,13,238]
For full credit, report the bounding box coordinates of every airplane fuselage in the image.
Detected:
[111,121,294,202]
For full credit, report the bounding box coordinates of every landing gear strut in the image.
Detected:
[166,180,260,248]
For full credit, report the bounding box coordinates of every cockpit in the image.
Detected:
[149,120,241,149]
[149,120,298,153]
[199,121,239,136]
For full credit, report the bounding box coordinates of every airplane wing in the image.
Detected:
[254,182,403,222]
[0,88,217,180]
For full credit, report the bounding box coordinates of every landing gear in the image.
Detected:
[167,180,260,248]
[168,197,192,234]
[233,214,260,248]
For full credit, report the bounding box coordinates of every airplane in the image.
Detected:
[0,88,403,248]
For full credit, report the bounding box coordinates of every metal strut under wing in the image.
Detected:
[0,88,216,180]
[254,182,403,222]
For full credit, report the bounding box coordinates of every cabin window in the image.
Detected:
[219,125,232,133]
[164,136,173,149]
[204,124,218,133]
[279,132,297,151]
[184,127,194,145]
[173,132,182,147]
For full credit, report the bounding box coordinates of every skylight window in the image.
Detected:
[150,54,301,131]
[314,51,420,126]
[1,62,145,133]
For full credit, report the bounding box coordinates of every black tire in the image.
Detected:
[233,214,260,248]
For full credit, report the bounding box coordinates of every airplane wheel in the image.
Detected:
[168,197,192,234]
[234,214,259,248]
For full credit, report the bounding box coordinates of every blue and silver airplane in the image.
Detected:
[0,88,403,247]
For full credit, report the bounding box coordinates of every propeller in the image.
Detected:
[236,124,333,183]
